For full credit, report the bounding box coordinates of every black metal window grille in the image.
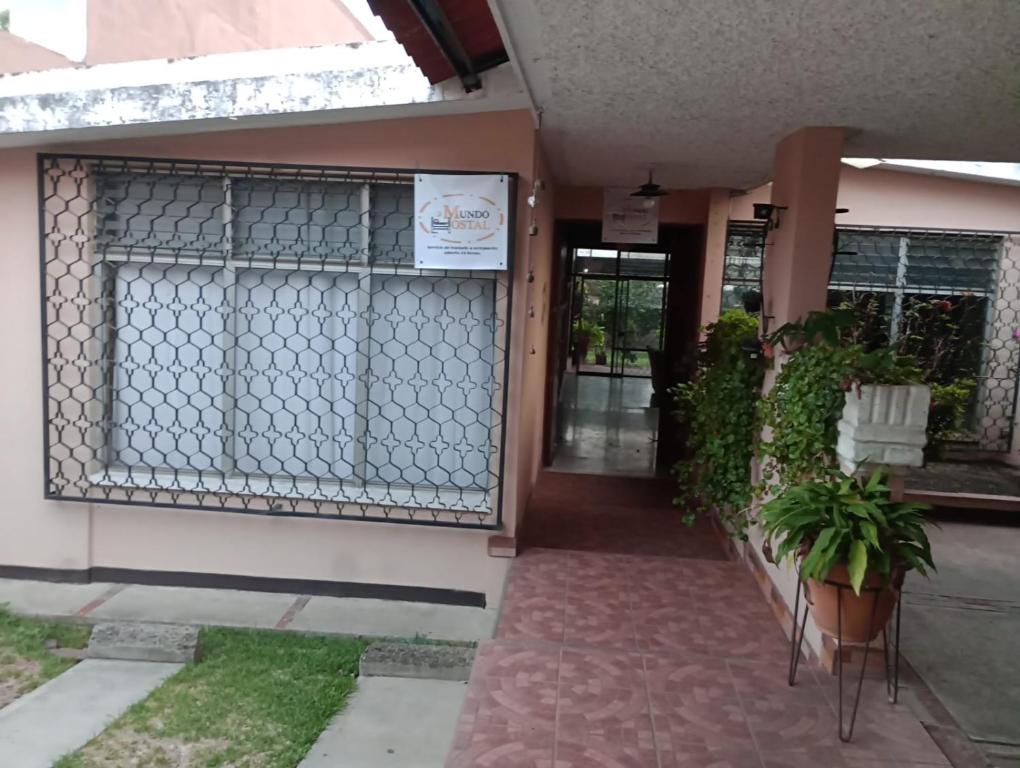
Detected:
[720,223,765,311]
[40,155,514,528]
[721,223,1020,451]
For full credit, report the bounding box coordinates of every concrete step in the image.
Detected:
[0,659,180,768]
[360,641,474,681]
[87,621,200,663]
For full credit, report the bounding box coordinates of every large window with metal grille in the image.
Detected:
[721,223,1020,452]
[40,156,512,527]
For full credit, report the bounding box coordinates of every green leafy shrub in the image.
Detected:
[758,343,854,492]
[928,378,976,453]
[760,470,935,594]
[833,294,985,451]
[671,309,762,536]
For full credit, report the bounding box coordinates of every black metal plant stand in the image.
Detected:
[787,577,902,742]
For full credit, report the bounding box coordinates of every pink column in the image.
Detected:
[698,188,732,332]
[763,127,844,328]
[751,128,846,665]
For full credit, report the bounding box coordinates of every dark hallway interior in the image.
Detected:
[542,223,705,480]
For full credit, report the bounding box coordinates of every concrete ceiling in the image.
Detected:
[492,0,1020,190]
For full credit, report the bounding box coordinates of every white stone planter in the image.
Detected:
[837,384,931,474]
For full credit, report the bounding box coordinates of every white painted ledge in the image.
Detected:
[0,42,528,145]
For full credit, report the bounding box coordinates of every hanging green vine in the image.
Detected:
[757,343,855,494]
[671,309,763,537]
[673,308,921,538]
[757,310,920,497]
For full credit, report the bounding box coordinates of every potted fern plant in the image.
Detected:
[571,319,605,367]
[760,470,935,643]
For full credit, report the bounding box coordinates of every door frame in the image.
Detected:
[542,220,705,469]
[568,266,670,379]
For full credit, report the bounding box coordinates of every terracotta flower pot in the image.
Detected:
[805,564,901,643]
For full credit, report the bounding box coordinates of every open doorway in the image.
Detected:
[555,248,667,475]
[544,223,702,477]
[570,249,668,377]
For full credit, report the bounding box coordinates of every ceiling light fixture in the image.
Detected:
[631,170,669,198]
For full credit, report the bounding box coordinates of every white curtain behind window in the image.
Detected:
[106,176,495,497]
[232,269,360,480]
[110,264,227,473]
[365,275,494,489]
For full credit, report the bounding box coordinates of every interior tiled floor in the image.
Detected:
[447,474,951,767]
[551,374,660,477]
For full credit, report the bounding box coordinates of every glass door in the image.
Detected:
[572,276,617,374]
[613,278,667,376]
[568,249,668,378]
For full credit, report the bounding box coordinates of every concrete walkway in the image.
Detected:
[0,576,490,767]
[902,519,1020,768]
[0,578,497,642]
[0,659,180,768]
[301,677,468,767]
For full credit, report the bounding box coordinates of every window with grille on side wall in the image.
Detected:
[40,157,511,526]
[720,222,1018,451]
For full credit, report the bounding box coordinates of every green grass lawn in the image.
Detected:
[0,606,92,708]
[56,627,369,768]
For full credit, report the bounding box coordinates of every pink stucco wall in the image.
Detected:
[85,0,370,65]
[699,189,731,330]
[0,29,72,74]
[555,185,710,225]
[0,0,370,74]
[730,165,1020,232]
[0,110,540,605]
[761,127,845,328]
[512,148,557,531]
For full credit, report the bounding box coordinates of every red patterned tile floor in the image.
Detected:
[447,474,952,767]
[520,474,727,560]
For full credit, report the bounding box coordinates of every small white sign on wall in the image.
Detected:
[414,174,510,270]
[602,187,660,244]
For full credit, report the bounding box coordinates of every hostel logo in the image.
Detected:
[418,192,506,244]
[414,173,509,270]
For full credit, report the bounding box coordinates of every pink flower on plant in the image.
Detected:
[1013,328,1020,341]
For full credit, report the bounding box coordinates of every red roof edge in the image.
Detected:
[368,0,507,87]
